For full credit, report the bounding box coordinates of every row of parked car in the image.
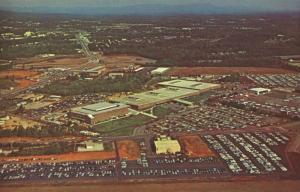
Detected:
[203,132,289,175]
[148,104,271,134]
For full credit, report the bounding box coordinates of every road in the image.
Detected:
[1,180,300,192]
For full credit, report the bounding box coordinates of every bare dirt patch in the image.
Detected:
[117,140,140,160]
[0,70,39,89]
[16,79,37,88]
[0,70,39,79]
[0,151,116,163]
[0,136,85,144]
[179,135,216,157]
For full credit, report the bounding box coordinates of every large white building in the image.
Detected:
[154,135,181,155]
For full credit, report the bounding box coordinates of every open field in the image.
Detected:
[179,135,216,157]
[0,116,41,130]
[14,54,155,70]
[117,140,140,160]
[93,115,152,136]
[0,70,39,89]
[0,136,85,144]
[0,70,39,79]
[167,67,297,76]
[16,79,37,88]
[102,54,156,69]
[0,79,17,89]
[15,56,89,69]
[0,151,116,163]
[1,180,300,192]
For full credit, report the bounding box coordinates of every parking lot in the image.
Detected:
[203,132,290,175]
[0,132,294,183]
[22,94,105,122]
[0,160,116,182]
[146,104,280,134]
[222,91,300,120]
[247,74,300,88]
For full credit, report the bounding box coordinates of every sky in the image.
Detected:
[0,0,299,14]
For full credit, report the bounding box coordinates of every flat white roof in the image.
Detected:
[151,67,170,74]
[250,88,271,92]
[158,79,220,90]
[72,102,128,115]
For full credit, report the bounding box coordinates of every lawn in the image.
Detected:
[153,104,176,117]
[93,114,152,137]
[185,91,215,105]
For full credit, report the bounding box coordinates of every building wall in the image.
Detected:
[68,112,93,124]
[69,107,129,125]
[91,107,129,124]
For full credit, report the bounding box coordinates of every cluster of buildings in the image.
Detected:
[114,79,220,110]
[69,79,221,124]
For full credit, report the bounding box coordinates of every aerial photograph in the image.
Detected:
[0,0,299,191]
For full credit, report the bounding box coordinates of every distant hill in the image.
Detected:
[0,3,289,16]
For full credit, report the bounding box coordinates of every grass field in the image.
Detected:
[93,115,152,137]
[153,105,175,117]
[185,91,215,105]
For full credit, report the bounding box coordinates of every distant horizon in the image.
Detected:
[0,0,299,16]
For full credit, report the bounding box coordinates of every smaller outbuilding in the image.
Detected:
[77,140,104,152]
[250,87,271,95]
[151,67,170,75]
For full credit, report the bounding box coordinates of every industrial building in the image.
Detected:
[154,135,181,154]
[158,79,221,91]
[69,102,129,124]
[115,79,220,110]
[115,87,199,110]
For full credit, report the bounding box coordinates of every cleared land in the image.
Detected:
[167,67,297,76]
[103,54,156,69]
[117,140,140,160]
[0,70,39,79]
[179,135,216,157]
[0,70,39,89]
[0,116,41,130]
[16,79,37,88]
[0,151,116,163]
[14,54,155,70]
[15,56,89,69]
[0,136,85,144]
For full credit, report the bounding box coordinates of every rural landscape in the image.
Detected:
[0,0,300,191]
